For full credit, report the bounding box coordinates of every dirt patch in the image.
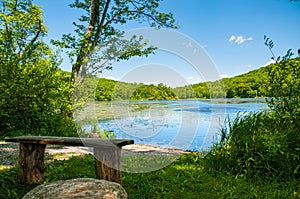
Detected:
[122,144,185,154]
[0,142,185,170]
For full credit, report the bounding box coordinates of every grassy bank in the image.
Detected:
[0,153,299,199]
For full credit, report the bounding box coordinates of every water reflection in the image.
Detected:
[97,99,267,151]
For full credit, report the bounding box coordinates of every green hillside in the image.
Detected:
[223,66,269,98]
[92,62,284,100]
[94,78,177,101]
[174,65,270,99]
[93,65,271,101]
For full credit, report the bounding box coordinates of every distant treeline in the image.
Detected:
[95,79,177,101]
[174,65,269,99]
[94,64,270,101]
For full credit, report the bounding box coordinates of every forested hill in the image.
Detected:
[93,64,270,101]
[223,65,269,98]
[95,78,177,101]
[173,65,270,99]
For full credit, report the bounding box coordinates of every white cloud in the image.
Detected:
[229,35,236,42]
[229,35,253,45]
[247,65,252,68]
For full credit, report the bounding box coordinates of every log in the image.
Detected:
[19,143,46,184]
[94,145,122,185]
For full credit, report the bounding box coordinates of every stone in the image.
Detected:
[23,178,127,199]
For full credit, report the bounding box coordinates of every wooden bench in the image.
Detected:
[5,136,134,185]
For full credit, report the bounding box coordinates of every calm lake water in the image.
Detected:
[96,99,268,151]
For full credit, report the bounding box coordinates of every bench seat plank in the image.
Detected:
[5,136,134,148]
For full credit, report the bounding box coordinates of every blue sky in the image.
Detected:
[34,0,300,87]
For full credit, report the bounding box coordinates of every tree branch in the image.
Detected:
[91,0,111,51]
[128,0,173,28]
[1,0,16,52]
[20,19,42,60]
[72,0,101,83]
[76,0,112,83]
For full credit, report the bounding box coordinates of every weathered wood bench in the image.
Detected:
[5,136,134,185]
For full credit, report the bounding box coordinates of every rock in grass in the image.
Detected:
[23,178,127,199]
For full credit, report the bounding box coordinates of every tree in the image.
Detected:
[263,37,300,160]
[263,36,299,111]
[0,0,76,138]
[53,0,177,84]
[266,58,300,117]
[0,0,47,63]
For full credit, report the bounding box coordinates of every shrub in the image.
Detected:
[204,110,299,180]
[204,58,300,180]
[0,0,77,139]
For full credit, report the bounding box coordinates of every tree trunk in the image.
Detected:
[71,0,112,84]
[19,143,46,184]
[71,0,101,84]
[94,145,122,185]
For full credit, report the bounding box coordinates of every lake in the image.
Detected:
[90,99,268,151]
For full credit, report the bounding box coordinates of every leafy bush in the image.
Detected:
[0,61,77,138]
[0,0,77,139]
[204,58,300,180]
[266,58,300,124]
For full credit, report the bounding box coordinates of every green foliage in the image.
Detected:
[130,83,177,100]
[0,154,299,199]
[263,37,299,112]
[174,66,270,99]
[0,0,77,138]
[73,74,99,108]
[172,85,197,99]
[203,58,300,180]
[0,0,47,61]
[266,58,300,117]
[44,155,96,182]
[223,67,269,98]
[53,0,177,83]
[95,78,139,101]
[204,112,300,180]
[94,63,274,100]
[95,78,177,101]
[0,65,77,138]
[95,78,119,101]
[0,167,36,199]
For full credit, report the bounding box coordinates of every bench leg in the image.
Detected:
[94,146,122,185]
[19,143,46,184]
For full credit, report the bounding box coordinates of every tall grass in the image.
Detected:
[204,111,300,180]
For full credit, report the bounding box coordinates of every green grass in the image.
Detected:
[204,111,300,180]
[0,153,299,199]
